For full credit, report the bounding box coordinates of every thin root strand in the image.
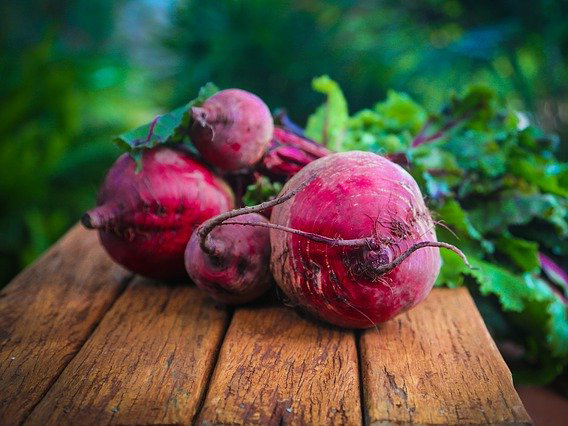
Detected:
[373,241,471,275]
[197,174,317,256]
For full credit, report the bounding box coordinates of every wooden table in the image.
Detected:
[0,225,532,425]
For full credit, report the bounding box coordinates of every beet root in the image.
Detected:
[82,146,234,280]
[270,151,450,328]
[185,213,271,304]
[183,179,315,303]
[190,89,274,172]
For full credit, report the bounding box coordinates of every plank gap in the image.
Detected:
[359,288,532,425]
[0,225,132,425]
[197,303,362,425]
[24,278,231,425]
[18,272,134,425]
[355,329,368,426]
[191,305,235,425]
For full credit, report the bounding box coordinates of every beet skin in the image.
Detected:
[190,89,274,172]
[83,146,234,280]
[185,213,271,304]
[270,151,441,328]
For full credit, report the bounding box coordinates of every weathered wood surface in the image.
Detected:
[0,225,130,425]
[25,277,230,425]
[0,226,532,425]
[198,305,361,425]
[360,287,532,425]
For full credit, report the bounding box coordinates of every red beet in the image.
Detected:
[270,151,468,328]
[185,213,271,304]
[183,181,316,304]
[82,146,234,280]
[190,89,274,172]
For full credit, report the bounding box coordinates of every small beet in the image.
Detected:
[190,89,274,172]
[183,181,317,304]
[185,213,271,304]
[82,146,234,280]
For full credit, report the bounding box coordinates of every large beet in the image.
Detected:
[82,146,234,280]
[270,151,444,328]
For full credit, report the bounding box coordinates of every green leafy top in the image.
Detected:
[243,176,283,207]
[305,75,349,151]
[304,77,568,384]
[113,82,219,168]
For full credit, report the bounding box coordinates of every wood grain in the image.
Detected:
[197,305,361,425]
[360,287,532,425]
[25,277,230,425]
[1,223,533,425]
[0,225,130,425]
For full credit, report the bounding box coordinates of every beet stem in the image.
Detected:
[273,127,331,158]
[216,221,471,274]
[145,115,161,143]
[411,108,476,147]
[373,241,472,274]
[216,221,371,247]
[197,175,316,256]
[274,109,306,137]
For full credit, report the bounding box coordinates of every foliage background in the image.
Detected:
[1,0,567,297]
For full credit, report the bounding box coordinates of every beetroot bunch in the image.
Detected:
[84,87,468,328]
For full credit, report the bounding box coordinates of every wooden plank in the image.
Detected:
[197,305,362,425]
[0,225,130,425]
[25,277,230,425]
[360,287,532,425]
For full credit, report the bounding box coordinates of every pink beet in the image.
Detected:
[82,146,234,280]
[183,182,318,304]
[269,151,469,328]
[190,89,274,172]
[185,213,271,304]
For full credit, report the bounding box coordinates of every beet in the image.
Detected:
[183,180,316,303]
[185,213,271,304]
[190,89,274,172]
[269,151,468,328]
[82,146,234,280]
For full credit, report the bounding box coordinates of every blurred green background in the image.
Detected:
[1,0,568,286]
